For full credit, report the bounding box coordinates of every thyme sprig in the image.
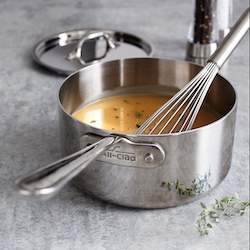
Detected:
[196,193,250,236]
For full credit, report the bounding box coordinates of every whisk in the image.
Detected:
[135,8,250,135]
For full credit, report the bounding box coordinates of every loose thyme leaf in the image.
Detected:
[235,192,240,199]
[136,111,144,118]
[201,202,207,209]
[90,120,96,123]
[124,99,129,103]
[221,197,229,203]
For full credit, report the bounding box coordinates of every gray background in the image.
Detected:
[0,0,249,249]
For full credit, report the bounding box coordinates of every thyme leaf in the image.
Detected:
[136,111,144,118]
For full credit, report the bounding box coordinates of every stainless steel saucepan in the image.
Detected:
[14,58,237,208]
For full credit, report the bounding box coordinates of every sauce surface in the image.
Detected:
[72,94,221,134]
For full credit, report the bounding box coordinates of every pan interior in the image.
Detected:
[59,58,236,125]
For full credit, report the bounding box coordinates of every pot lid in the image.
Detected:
[33,29,155,75]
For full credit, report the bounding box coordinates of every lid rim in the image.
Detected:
[33,29,155,75]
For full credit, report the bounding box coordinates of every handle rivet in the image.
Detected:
[144,153,154,163]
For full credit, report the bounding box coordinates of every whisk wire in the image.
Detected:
[177,63,219,132]
[135,62,219,135]
[135,65,207,134]
[166,64,215,133]
[185,63,219,131]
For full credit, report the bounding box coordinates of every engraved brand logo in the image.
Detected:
[101,146,137,162]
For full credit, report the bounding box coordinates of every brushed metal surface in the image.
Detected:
[58,58,237,208]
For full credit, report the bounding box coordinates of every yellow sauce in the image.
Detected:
[72,94,221,134]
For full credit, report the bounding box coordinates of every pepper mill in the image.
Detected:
[186,0,233,66]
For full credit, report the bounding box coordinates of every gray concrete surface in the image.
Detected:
[0,0,249,249]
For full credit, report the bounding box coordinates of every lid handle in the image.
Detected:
[66,31,118,66]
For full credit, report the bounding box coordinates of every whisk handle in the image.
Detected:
[208,8,250,69]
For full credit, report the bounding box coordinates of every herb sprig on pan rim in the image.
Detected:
[195,193,250,236]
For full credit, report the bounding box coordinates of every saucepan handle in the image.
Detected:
[13,136,119,200]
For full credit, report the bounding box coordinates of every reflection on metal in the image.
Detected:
[162,171,212,196]
[58,58,237,208]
